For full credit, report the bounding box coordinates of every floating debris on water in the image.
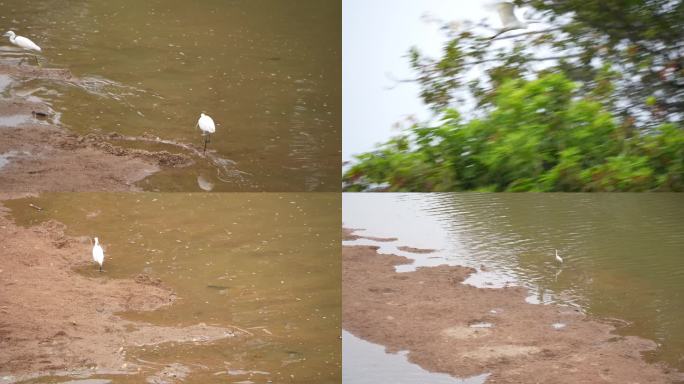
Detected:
[206,284,229,290]
[31,110,49,119]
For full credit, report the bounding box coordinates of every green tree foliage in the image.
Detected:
[411,0,684,124]
[343,73,683,191]
[344,0,683,191]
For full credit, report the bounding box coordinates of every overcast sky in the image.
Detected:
[342,0,497,161]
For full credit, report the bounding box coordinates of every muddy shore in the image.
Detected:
[342,228,684,383]
[0,196,241,382]
[0,64,192,192]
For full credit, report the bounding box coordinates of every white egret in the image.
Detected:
[3,31,42,65]
[491,2,538,39]
[555,249,563,263]
[92,237,104,272]
[196,113,216,153]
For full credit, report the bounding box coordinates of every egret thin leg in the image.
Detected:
[203,135,208,153]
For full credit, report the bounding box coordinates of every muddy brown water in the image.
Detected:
[343,193,684,373]
[0,0,340,191]
[5,193,341,383]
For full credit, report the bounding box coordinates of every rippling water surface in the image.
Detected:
[343,193,684,371]
[0,0,340,191]
[6,193,341,383]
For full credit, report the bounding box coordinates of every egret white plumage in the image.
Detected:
[196,113,216,153]
[3,31,41,51]
[555,249,563,263]
[92,237,104,272]
[3,31,42,65]
[491,2,537,39]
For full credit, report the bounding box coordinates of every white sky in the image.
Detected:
[342,0,497,161]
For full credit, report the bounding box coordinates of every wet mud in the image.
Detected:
[0,64,198,192]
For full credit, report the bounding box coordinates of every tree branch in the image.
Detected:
[488,27,566,42]
[468,53,584,66]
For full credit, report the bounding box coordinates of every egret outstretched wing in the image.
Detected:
[496,2,522,29]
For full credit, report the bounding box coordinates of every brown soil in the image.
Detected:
[342,229,684,384]
[0,65,193,192]
[0,197,241,382]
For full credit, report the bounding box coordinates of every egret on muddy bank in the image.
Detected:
[196,113,216,154]
[93,237,104,272]
[555,249,563,263]
[3,31,42,65]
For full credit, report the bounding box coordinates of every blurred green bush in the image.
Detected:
[344,74,683,191]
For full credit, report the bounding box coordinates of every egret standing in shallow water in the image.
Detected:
[196,113,216,154]
[92,237,104,272]
[555,249,563,263]
[3,31,42,65]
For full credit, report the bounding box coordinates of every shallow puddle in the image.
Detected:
[0,114,32,127]
[343,193,684,371]
[342,331,489,384]
[0,74,12,94]
[0,150,29,169]
[0,0,340,191]
[5,193,341,383]
[0,153,11,169]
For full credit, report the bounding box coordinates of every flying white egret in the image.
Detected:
[555,249,563,263]
[196,113,216,153]
[491,2,538,39]
[92,237,104,272]
[3,31,42,65]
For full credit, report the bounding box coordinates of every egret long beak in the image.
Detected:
[2,33,9,37]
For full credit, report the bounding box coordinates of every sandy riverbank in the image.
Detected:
[0,64,193,192]
[342,228,683,383]
[0,196,241,382]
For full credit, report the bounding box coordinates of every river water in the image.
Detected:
[6,193,341,383]
[343,193,684,373]
[0,0,340,191]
